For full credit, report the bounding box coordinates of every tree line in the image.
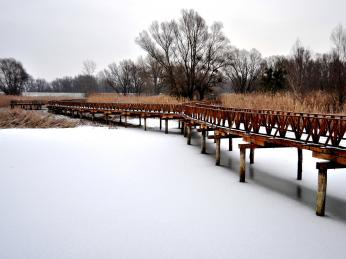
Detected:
[0,9,345,108]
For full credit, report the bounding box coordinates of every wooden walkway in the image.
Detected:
[47,100,346,216]
[10,100,45,110]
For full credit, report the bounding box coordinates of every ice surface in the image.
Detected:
[0,119,346,259]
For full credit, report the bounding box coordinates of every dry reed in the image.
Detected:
[87,93,186,104]
[219,91,346,114]
[0,109,78,128]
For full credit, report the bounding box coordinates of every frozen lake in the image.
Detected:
[0,120,346,258]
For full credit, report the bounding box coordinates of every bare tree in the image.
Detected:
[142,55,165,95]
[130,61,146,95]
[136,9,230,99]
[0,58,29,95]
[224,48,263,93]
[286,40,313,98]
[136,20,177,94]
[82,60,97,76]
[330,24,346,107]
[103,60,133,95]
[194,22,229,99]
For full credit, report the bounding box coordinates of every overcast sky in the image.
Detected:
[1,0,345,81]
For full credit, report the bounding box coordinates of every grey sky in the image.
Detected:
[1,0,345,81]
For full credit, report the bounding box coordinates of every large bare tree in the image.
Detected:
[0,58,29,95]
[136,9,230,99]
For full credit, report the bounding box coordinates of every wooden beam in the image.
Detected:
[316,161,346,170]
[313,152,346,166]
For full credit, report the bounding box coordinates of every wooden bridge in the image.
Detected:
[10,100,45,110]
[47,100,346,216]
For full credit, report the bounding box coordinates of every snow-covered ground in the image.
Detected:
[1,119,346,259]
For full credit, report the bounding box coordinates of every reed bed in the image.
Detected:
[87,93,186,104]
[0,109,78,128]
[219,91,346,114]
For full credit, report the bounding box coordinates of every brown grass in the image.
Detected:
[0,95,80,108]
[219,91,346,114]
[87,93,186,104]
[0,109,78,128]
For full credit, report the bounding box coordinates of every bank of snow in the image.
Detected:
[1,120,346,259]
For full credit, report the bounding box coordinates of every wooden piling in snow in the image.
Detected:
[187,125,192,145]
[160,118,162,130]
[250,148,254,164]
[229,137,233,151]
[215,138,221,166]
[144,117,147,131]
[240,147,246,182]
[316,167,327,216]
[165,119,168,134]
[297,148,303,180]
[201,129,206,154]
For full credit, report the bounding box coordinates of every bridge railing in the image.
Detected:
[48,100,345,148]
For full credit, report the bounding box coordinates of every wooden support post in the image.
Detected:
[240,147,246,182]
[201,130,206,154]
[79,112,82,119]
[125,115,127,128]
[144,117,147,131]
[160,118,162,130]
[165,119,168,134]
[249,148,254,164]
[187,125,192,145]
[297,148,303,180]
[92,113,95,122]
[184,124,188,138]
[139,116,142,126]
[178,120,181,129]
[215,138,221,166]
[229,137,233,151]
[181,121,184,135]
[105,114,109,124]
[316,168,327,216]
[119,116,122,123]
